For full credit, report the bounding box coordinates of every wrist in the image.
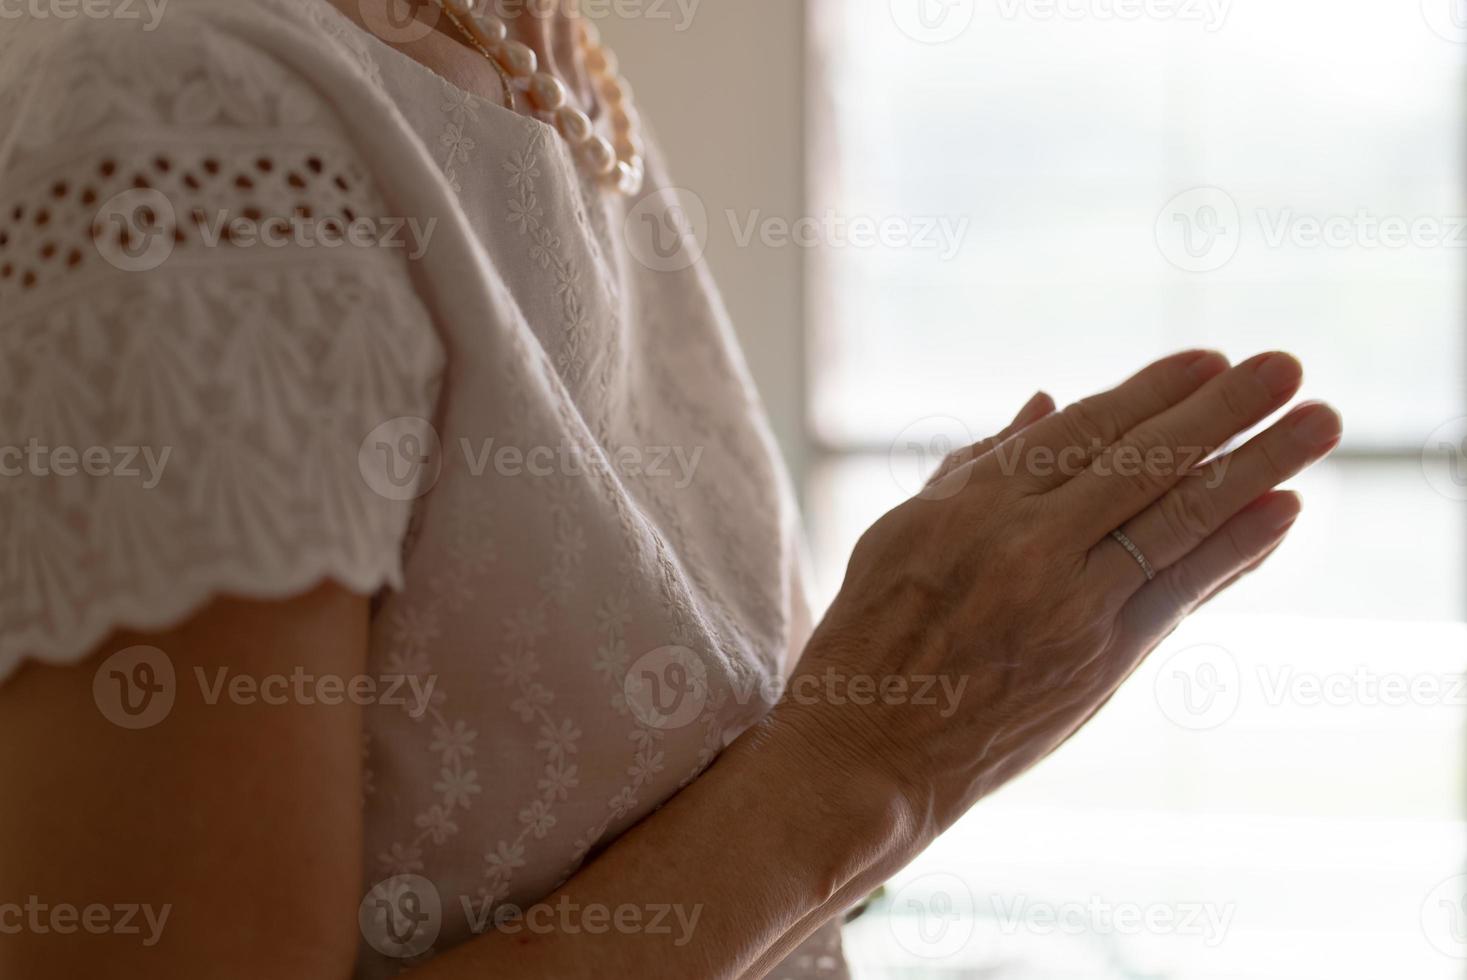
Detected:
[721,702,926,906]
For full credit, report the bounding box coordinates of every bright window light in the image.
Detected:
[807,2,1467,976]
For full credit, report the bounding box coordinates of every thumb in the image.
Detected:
[926,391,1056,489]
[1009,390,1056,432]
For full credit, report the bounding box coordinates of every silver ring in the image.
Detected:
[1110,529,1157,581]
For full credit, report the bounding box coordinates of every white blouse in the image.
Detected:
[0,1,846,975]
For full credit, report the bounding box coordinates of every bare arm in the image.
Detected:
[0,588,907,980]
[0,351,1341,979]
[0,584,369,979]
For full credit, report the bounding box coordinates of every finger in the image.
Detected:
[927,391,1056,490]
[1091,401,1341,595]
[1012,390,1058,431]
[1118,490,1302,643]
[999,349,1230,493]
[1071,537,1285,714]
[1075,499,1292,711]
[1055,351,1304,540]
[1198,536,1285,608]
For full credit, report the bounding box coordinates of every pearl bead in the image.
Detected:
[615,133,644,160]
[599,77,629,106]
[611,105,636,134]
[468,11,507,45]
[432,1,643,196]
[496,40,537,78]
[528,72,567,111]
[582,135,617,177]
[584,46,616,77]
[554,106,595,144]
[614,159,644,196]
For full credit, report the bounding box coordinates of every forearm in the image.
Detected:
[738,875,889,979]
[410,711,916,980]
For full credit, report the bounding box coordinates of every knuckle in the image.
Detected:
[1255,435,1290,483]
[1068,579,1114,631]
[1126,424,1176,475]
[996,528,1039,566]
[924,448,980,496]
[1163,566,1203,609]
[992,509,1051,565]
[1105,430,1175,500]
[1216,376,1253,425]
[1159,486,1216,543]
[1142,372,1172,410]
[1221,518,1254,563]
[942,445,975,472]
[925,458,955,489]
[1061,399,1115,454]
[1113,466,1169,506]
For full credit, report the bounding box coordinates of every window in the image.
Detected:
[806,2,1467,976]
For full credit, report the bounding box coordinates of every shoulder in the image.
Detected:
[0,0,390,146]
[0,0,429,318]
[0,4,448,680]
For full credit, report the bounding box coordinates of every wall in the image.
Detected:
[595,1,810,489]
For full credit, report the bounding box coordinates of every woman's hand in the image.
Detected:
[772,349,1341,836]
[0,348,1342,980]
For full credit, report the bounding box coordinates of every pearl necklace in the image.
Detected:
[434,1,645,196]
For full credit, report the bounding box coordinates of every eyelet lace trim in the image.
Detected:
[0,3,444,678]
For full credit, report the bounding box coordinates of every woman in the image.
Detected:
[0,0,1342,976]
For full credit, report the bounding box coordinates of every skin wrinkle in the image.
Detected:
[787,352,1327,857]
[0,29,1345,963]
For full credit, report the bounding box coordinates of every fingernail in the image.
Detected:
[1013,391,1049,426]
[1254,353,1303,397]
[1268,491,1303,531]
[1291,403,1343,448]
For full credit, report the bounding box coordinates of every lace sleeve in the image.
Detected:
[0,8,445,681]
